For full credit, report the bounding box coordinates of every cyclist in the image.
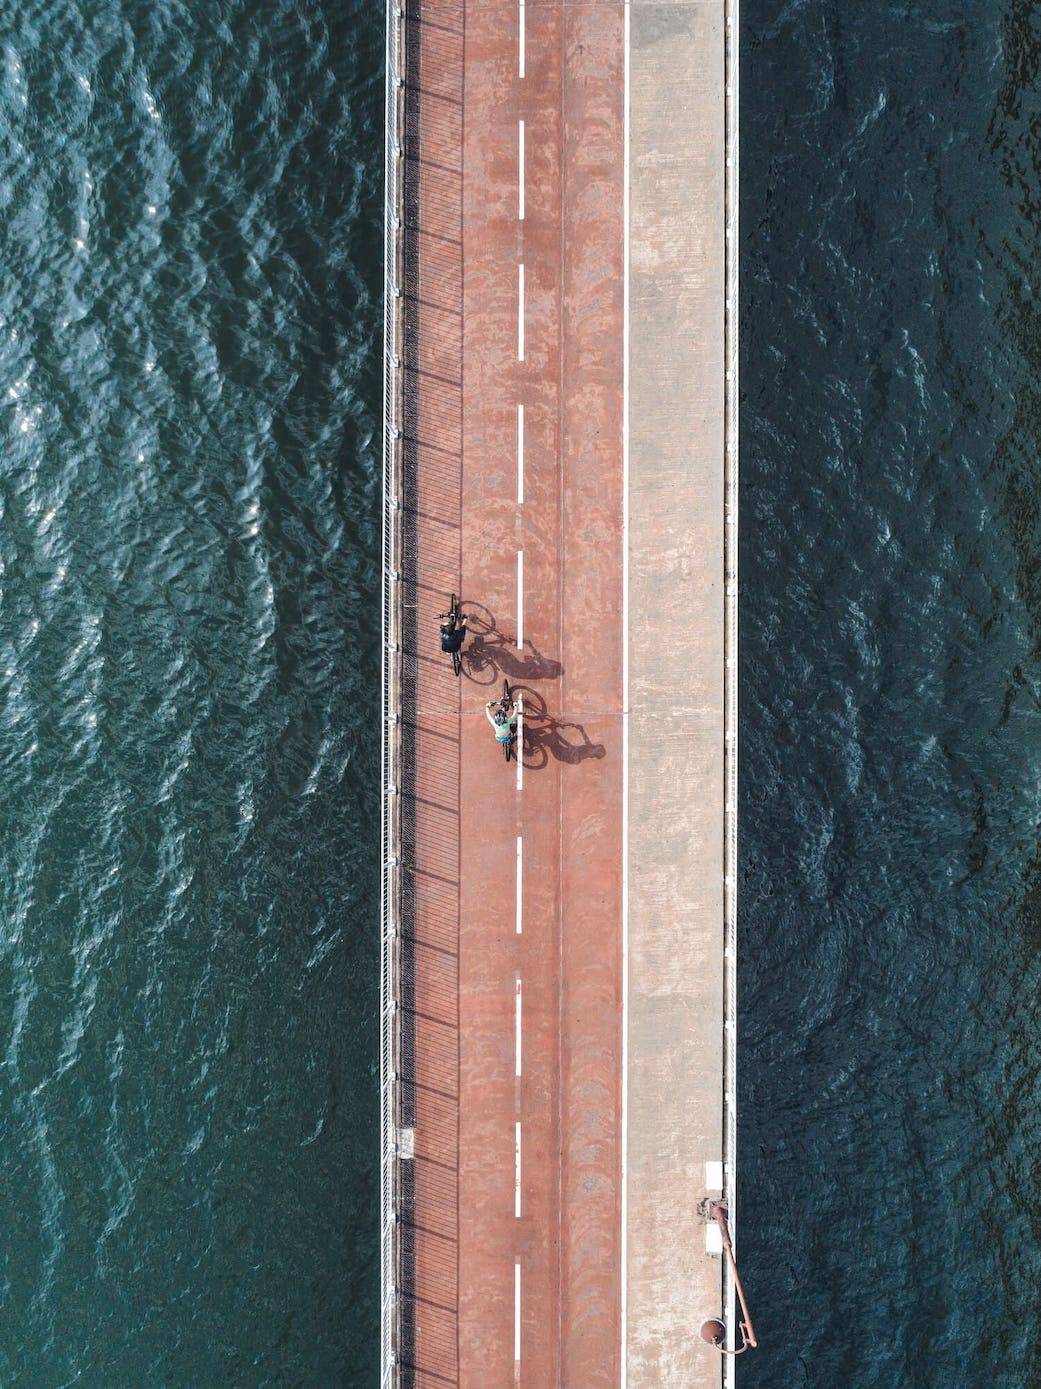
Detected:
[485,694,519,747]
[439,610,468,657]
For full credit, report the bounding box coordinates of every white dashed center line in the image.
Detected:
[517,403,525,504]
[516,835,523,934]
[515,979,522,1077]
[516,549,524,647]
[514,1261,522,1362]
[519,0,525,78]
[518,120,525,220]
[518,263,525,361]
[515,1122,522,1217]
[621,3,632,1380]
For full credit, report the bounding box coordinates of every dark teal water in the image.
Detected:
[12,0,1041,1383]
[741,2,1041,1384]
[0,1,383,1383]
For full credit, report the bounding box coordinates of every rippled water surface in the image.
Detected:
[741,3,1041,1385]
[12,0,1041,1383]
[0,1,383,1382]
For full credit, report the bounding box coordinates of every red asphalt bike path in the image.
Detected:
[400,1,626,1385]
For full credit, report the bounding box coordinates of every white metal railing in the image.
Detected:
[381,1,406,1385]
[722,0,740,1382]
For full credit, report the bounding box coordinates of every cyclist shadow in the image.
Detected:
[461,605,562,687]
[520,712,606,769]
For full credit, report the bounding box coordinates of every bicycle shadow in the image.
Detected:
[520,711,606,769]
[460,603,562,686]
[504,684,547,719]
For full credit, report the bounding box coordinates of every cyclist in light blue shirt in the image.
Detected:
[485,697,518,744]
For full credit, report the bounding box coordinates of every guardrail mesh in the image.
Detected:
[384,3,459,1383]
[381,2,405,1385]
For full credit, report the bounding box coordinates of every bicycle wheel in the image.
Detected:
[502,677,511,704]
[452,649,462,677]
[504,735,512,762]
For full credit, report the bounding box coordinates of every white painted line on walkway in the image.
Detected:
[515,1122,522,1217]
[518,120,525,220]
[516,549,524,647]
[516,696,524,792]
[518,263,525,361]
[519,0,525,79]
[514,1262,522,1361]
[516,835,523,933]
[620,0,631,1383]
[515,978,522,1077]
[517,403,525,504]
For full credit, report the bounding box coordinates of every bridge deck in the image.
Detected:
[390,2,733,1383]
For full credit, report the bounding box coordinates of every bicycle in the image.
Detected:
[498,678,516,762]
[436,592,466,676]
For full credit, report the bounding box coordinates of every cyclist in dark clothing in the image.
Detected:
[440,613,468,654]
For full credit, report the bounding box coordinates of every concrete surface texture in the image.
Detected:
[626,0,726,1384]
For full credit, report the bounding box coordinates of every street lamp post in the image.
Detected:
[700,1200,757,1356]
